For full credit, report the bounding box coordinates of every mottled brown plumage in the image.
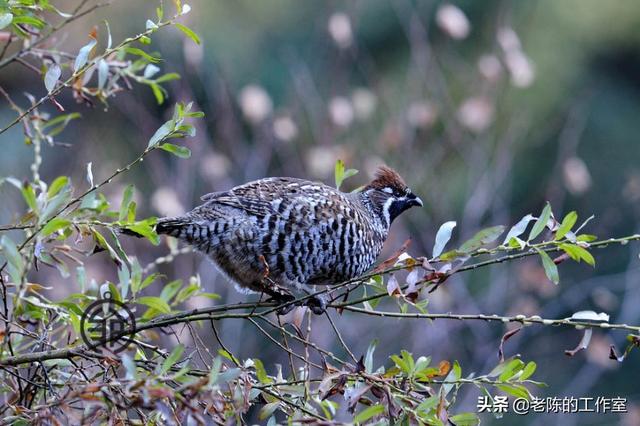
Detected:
[144,166,422,313]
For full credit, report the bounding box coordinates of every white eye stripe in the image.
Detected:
[382,187,393,194]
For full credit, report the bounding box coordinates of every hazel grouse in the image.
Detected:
[132,166,422,313]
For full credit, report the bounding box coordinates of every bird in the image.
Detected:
[129,166,422,313]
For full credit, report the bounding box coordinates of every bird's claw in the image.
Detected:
[271,294,326,315]
[305,295,327,315]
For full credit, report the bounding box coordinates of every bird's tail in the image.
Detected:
[119,217,188,239]
[155,218,188,237]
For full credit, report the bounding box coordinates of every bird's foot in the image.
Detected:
[304,294,327,315]
[267,294,296,316]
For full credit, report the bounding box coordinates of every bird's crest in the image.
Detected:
[364,166,407,192]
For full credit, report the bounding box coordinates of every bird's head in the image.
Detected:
[362,166,423,226]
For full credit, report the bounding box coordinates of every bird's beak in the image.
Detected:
[408,195,423,207]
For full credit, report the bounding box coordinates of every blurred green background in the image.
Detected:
[2,0,640,424]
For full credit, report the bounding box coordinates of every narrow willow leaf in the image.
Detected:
[104,20,112,49]
[119,185,134,221]
[364,339,378,373]
[0,13,13,30]
[353,404,385,424]
[86,162,94,187]
[159,143,191,158]
[503,214,535,244]
[143,64,161,79]
[74,39,97,72]
[160,344,185,374]
[433,221,457,258]
[498,358,524,382]
[150,83,165,105]
[97,59,109,90]
[560,243,595,266]
[41,218,70,237]
[44,64,61,93]
[519,361,537,381]
[449,413,480,426]
[1,235,23,272]
[537,249,559,284]
[124,47,161,63]
[175,23,200,44]
[47,176,69,198]
[148,119,175,147]
[138,296,171,314]
[458,225,505,253]
[21,183,38,213]
[125,222,159,245]
[160,279,183,302]
[528,202,551,241]
[155,73,181,83]
[496,383,531,399]
[146,19,159,30]
[555,211,578,240]
[334,159,345,189]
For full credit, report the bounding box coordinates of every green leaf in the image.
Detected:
[160,279,182,302]
[519,361,537,381]
[0,13,13,30]
[41,187,72,221]
[1,235,23,273]
[160,344,185,374]
[119,184,134,222]
[174,283,199,304]
[208,357,222,387]
[150,83,165,104]
[560,243,595,267]
[498,358,524,382]
[334,159,358,190]
[160,142,191,158]
[496,383,531,399]
[175,23,201,44]
[555,211,577,240]
[155,72,181,83]
[124,47,161,63]
[258,402,280,421]
[11,15,45,29]
[47,176,69,199]
[253,359,272,384]
[138,296,171,314]
[576,234,597,242]
[528,202,551,241]
[21,183,38,213]
[148,119,175,147]
[458,225,505,253]
[40,218,70,237]
[449,413,480,426]
[354,404,385,424]
[74,39,97,72]
[44,64,61,93]
[91,229,122,265]
[433,221,457,258]
[537,249,559,285]
[125,221,159,245]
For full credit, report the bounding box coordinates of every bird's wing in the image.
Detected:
[200,177,322,217]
